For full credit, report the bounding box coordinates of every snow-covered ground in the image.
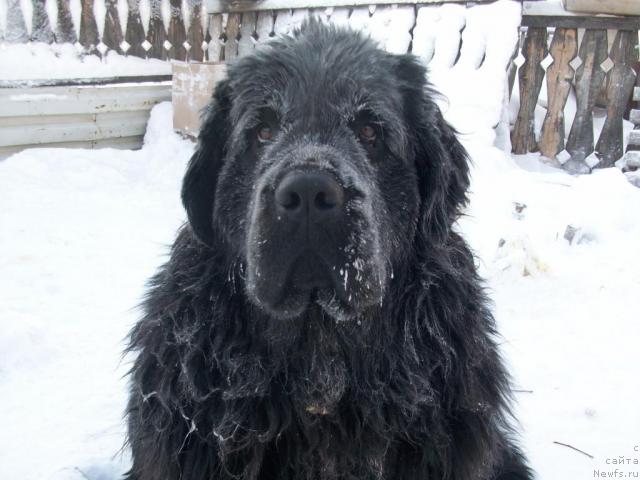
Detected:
[2,97,639,479]
[1,1,640,478]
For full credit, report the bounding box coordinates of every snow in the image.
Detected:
[1,1,640,478]
[0,42,171,81]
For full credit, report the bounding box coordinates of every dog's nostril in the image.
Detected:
[275,170,344,216]
[279,191,302,210]
[315,191,336,210]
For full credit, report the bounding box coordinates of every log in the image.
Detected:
[539,28,578,160]
[565,29,608,173]
[512,27,548,154]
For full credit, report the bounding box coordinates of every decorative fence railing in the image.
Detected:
[510,15,640,173]
[2,0,639,172]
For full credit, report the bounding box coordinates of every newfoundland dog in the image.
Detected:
[125,20,532,480]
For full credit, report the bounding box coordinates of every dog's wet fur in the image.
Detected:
[125,20,533,480]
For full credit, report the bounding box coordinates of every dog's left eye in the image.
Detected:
[359,125,376,144]
[257,125,274,142]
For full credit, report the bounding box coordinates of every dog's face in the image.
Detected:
[182,22,469,321]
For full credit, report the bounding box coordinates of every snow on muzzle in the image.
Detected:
[244,144,388,320]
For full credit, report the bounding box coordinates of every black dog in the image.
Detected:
[125,20,533,480]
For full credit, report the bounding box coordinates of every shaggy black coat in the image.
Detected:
[124,21,533,480]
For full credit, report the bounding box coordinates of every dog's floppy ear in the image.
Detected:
[395,55,470,245]
[181,79,232,247]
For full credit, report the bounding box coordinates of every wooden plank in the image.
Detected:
[629,129,640,145]
[595,29,638,167]
[511,27,548,154]
[187,0,206,61]
[147,0,168,60]
[223,12,242,60]
[5,0,29,43]
[55,0,77,44]
[522,15,640,30]
[0,136,146,160]
[238,11,258,56]
[0,76,172,88]
[255,10,275,44]
[205,0,493,14]
[630,109,640,125]
[0,84,172,117]
[0,110,150,147]
[168,0,187,60]
[563,0,640,16]
[79,0,100,52]
[103,0,124,54]
[125,0,147,57]
[565,29,608,173]
[31,0,55,43]
[539,27,578,160]
[507,31,525,100]
[207,13,225,61]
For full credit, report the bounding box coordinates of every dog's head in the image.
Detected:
[182,21,469,321]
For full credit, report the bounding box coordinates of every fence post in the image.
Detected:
[565,29,608,173]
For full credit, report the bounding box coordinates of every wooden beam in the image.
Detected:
[205,0,494,14]
[563,0,640,16]
[0,76,172,88]
[522,15,640,30]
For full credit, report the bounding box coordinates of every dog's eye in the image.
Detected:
[257,125,274,142]
[359,125,376,143]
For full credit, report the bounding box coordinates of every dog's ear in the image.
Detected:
[181,79,232,247]
[395,55,470,245]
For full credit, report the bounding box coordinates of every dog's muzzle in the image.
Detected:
[246,146,386,320]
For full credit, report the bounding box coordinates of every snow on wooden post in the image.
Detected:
[207,13,224,61]
[538,28,578,162]
[238,11,257,57]
[187,0,206,61]
[147,0,168,59]
[595,30,639,168]
[222,12,241,61]
[125,0,147,57]
[31,0,55,43]
[168,0,187,60]
[511,27,548,154]
[5,0,29,43]
[56,0,77,43]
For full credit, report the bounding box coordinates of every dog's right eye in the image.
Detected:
[257,125,274,143]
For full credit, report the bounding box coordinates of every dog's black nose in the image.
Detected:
[275,170,344,217]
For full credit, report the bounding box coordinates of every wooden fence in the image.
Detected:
[511,15,640,173]
[2,0,639,172]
